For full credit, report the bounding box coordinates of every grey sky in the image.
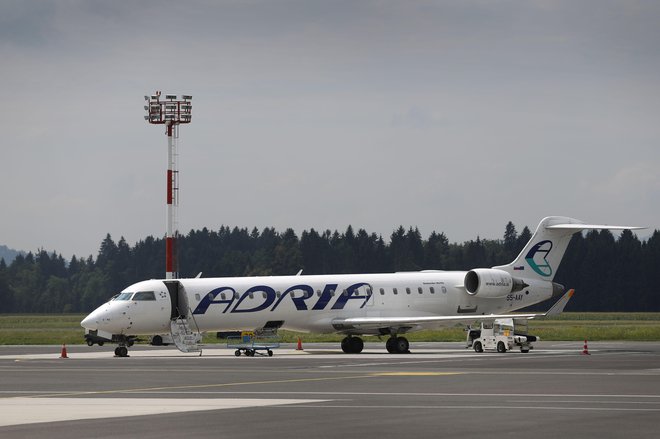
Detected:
[2,0,659,259]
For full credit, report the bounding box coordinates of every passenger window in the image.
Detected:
[195,294,200,301]
[249,292,254,299]
[262,292,267,299]
[343,289,348,296]
[317,289,322,297]
[221,293,226,300]
[133,291,156,301]
[393,288,398,295]
[430,287,435,294]
[277,291,282,298]
[418,287,423,294]
[380,288,385,295]
[406,288,411,295]
[234,292,239,299]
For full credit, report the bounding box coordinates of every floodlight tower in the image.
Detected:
[144,92,193,279]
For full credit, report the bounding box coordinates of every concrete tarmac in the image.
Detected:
[1,341,659,438]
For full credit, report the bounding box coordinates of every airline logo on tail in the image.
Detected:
[525,240,553,277]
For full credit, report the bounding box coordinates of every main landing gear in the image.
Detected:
[340,335,411,354]
[386,336,410,354]
[341,336,364,353]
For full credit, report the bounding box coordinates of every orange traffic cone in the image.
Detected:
[296,337,303,351]
[581,339,590,355]
[60,344,69,359]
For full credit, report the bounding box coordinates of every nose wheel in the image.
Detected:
[113,337,134,357]
[114,346,129,357]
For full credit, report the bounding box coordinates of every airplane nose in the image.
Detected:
[81,303,132,333]
[80,314,94,329]
[81,308,102,330]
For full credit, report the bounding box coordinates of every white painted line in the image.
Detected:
[0,398,327,427]
[271,404,660,412]
[19,390,654,399]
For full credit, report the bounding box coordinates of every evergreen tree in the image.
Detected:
[1,221,657,312]
[503,221,518,261]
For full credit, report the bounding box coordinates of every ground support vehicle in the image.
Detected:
[466,318,537,353]
[227,331,280,357]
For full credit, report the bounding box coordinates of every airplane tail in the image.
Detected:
[494,216,643,282]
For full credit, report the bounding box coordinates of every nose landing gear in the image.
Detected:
[113,336,135,357]
[114,346,129,357]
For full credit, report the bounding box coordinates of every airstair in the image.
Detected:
[170,315,202,354]
[165,280,203,354]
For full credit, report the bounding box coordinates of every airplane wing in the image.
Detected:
[332,289,574,333]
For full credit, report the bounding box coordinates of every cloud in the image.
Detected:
[1,0,660,257]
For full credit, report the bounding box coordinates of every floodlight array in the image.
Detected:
[144,93,193,125]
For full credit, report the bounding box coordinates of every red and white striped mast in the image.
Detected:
[144,92,193,279]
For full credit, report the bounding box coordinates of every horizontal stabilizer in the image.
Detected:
[547,224,645,231]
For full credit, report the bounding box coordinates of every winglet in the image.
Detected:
[544,289,574,317]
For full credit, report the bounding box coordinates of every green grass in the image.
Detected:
[1,313,660,345]
[0,315,88,345]
[527,313,660,341]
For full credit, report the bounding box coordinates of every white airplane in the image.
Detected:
[81,216,642,357]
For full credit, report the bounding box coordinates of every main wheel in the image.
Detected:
[394,336,409,354]
[341,336,363,353]
[386,337,396,353]
[497,341,507,353]
[116,346,129,357]
[474,341,483,353]
[350,337,364,354]
[341,337,351,353]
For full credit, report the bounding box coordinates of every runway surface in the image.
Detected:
[1,341,659,438]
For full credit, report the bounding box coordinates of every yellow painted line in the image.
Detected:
[372,372,464,376]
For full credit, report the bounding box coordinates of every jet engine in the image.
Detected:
[464,268,527,298]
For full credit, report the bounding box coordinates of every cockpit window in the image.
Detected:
[133,291,156,301]
[113,292,134,301]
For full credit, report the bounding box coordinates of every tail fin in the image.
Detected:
[494,216,643,281]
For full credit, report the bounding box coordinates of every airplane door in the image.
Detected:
[164,281,190,319]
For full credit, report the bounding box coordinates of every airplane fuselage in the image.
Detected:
[81,271,554,337]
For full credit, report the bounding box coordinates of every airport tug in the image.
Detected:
[466,318,537,353]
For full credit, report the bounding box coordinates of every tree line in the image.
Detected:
[0,221,658,313]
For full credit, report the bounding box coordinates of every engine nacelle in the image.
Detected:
[464,268,526,298]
